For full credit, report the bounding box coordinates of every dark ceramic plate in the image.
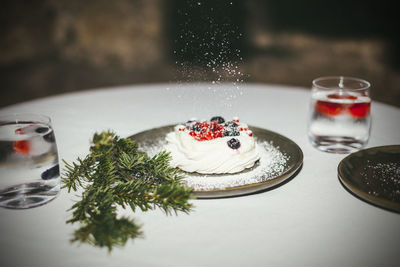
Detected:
[129,125,303,198]
[338,145,400,212]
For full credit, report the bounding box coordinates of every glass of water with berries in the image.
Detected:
[307,76,371,153]
[0,114,60,209]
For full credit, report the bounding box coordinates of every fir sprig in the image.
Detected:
[62,131,194,251]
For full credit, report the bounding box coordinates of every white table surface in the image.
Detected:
[1,83,399,267]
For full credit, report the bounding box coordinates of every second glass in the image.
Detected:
[308,76,371,153]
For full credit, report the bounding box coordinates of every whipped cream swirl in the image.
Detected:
[164,124,260,174]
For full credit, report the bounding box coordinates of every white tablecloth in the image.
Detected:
[1,83,399,267]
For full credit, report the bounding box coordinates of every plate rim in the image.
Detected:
[337,144,400,213]
[129,124,304,198]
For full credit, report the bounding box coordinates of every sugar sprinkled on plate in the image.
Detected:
[139,139,288,191]
[361,161,400,201]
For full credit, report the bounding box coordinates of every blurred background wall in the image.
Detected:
[1,0,399,108]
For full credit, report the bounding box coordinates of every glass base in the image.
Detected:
[310,135,366,154]
[0,182,60,209]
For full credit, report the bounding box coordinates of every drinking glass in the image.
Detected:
[307,76,371,153]
[0,114,60,209]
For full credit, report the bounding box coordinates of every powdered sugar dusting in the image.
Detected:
[361,161,400,201]
[139,138,288,191]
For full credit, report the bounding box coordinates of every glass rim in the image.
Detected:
[312,76,370,91]
[0,113,52,125]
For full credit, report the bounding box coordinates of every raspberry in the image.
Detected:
[194,135,202,141]
[191,123,202,132]
[204,132,213,140]
[214,131,223,138]
[186,118,243,141]
[201,121,209,128]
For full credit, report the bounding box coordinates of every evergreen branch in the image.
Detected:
[62,131,194,251]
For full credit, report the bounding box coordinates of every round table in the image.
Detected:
[1,83,399,267]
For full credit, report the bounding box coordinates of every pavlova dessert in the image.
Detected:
[164,116,260,174]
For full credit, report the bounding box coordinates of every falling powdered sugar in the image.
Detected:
[139,139,288,191]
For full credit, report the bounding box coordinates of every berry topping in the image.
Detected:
[201,128,214,140]
[227,138,241,149]
[224,128,240,137]
[191,122,202,132]
[213,131,223,138]
[210,121,223,131]
[184,117,249,141]
[210,116,225,124]
[185,120,198,129]
[201,121,209,128]
[224,121,238,128]
[224,121,239,137]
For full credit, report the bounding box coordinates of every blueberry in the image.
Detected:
[224,128,240,136]
[185,120,197,129]
[227,138,241,149]
[191,124,202,132]
[224,121,238,128]
[210,116,225,124]
[224,120,239,136]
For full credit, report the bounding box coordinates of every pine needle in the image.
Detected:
[62,131,194,251]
